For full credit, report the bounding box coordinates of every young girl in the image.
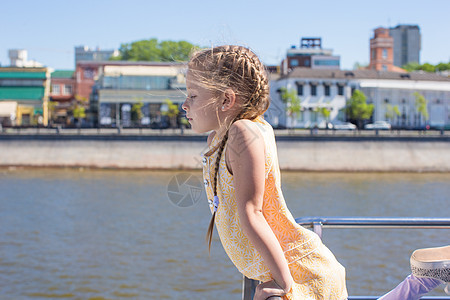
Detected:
[182,45,348,300]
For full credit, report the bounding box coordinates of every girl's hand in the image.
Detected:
[254,280,288,300]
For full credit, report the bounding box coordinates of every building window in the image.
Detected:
[311,84,317,96]
[2,79,43,87]
[324,85,330,96]
[314,60,340,66]
[291,59,299,67]
[372,49,376,59]
[311,111,318,122]
[305,60,310,67]
[382,49,387,59]
[63,84,72,95]
[103,75,172,90]
[382,65,387,71]
[297,84,303,96]
[52,84,60,95]
[84,69,94,79]
[384,98,389,103]
[337,109,346,122]
[22,114,31,126]
[337,85,344,96]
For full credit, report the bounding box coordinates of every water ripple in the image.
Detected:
[0,169,448,298]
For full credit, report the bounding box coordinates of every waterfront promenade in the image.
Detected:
[0,128,449,172]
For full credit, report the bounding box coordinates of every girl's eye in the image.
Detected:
[189,95,197,100]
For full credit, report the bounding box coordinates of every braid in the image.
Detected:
[230,47,269,119]
[206,111,245,252]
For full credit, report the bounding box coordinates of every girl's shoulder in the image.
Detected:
[231,117,273,139]
[230,119,263,139]
[228,119,265,152]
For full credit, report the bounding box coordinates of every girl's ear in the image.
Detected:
[221,88,236,111]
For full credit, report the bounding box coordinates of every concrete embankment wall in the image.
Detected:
[0,135,449,172]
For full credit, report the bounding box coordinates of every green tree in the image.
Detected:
[161,99,180,128]
[384,104,401,124]
[159,40,198,62]
[111,38,198,62]
[279,87,302,129]
[421,63,436,73]
[70,95,88,130]
[413,92,429,126]
[436,62,450,72]
[402,62,421,72]
[47,101,57,126]
[73,104,86,131]
[131,100,144,126]
[318,106,331,128]
[402,61,450,73]
[346,90,374,129]
[353,62,368,70]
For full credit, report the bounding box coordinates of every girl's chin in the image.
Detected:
[190,125,211,134]
[191,128,207,134]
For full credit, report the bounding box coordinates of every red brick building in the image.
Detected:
[369,28,393,71]
[369,27,405,72]
[50,70,75,124]
[75,61,103,101]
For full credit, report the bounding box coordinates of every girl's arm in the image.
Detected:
[227,120,294,298]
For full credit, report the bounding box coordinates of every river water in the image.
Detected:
[0,168,448,299]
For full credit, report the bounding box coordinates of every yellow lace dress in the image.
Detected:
[202,116,348,300]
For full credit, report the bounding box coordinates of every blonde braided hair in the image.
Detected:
[189,46,270,251]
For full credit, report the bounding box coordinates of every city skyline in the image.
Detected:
[1,0,449,71]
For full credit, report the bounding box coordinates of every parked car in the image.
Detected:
[332,122,357,130]
[364,121,391,130]
[309,121,333,129]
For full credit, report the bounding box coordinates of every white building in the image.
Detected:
[283,37,341,72]
[8,49,43,68]
[92,61,186,127]
[75,46,119,65]
[267,68,450,129]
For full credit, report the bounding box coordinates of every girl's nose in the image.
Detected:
[182,99,188,111]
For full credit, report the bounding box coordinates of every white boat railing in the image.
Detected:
[242,217,450,300]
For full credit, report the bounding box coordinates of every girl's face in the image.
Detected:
[182,72,222,133]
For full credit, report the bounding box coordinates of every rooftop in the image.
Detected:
[280,68,450,82]
[0,67,48,79]
[77,60,187,67]
[51,70,74,79]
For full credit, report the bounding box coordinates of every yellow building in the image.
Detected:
[0,67,51,126]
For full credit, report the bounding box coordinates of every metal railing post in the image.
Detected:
[312,221,323,239]
[242,276,258,300]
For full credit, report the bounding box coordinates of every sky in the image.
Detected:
[1,0,449,71]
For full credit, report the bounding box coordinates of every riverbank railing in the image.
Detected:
[0,126,448,138]
[242,217,450,300]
